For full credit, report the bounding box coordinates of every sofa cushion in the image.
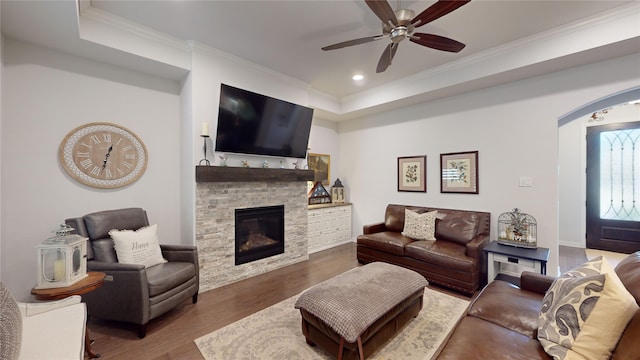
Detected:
[538,256,638,360]
[467,280,544,338]
[435,212,480,245]
[436,316,549,360]
[405,240,474,271]
[110,224,167,268]
[401,209,437,240]
[357,232,415,256]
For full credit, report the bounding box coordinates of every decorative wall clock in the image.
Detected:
[59,122,148,189]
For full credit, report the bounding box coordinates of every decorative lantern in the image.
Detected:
[35,224,88,289]
[497,208,537,248]
[331,178,346,203]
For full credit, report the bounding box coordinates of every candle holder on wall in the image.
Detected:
[199,134,211,166]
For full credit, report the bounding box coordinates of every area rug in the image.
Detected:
[195,287,469,360]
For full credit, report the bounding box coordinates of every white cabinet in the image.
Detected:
[307,203,352,253]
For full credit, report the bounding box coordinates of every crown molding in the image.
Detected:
[81,1,191,53]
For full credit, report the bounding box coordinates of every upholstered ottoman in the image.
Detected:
[295,262,428,360]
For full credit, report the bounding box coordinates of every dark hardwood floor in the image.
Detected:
[88,242,588,359]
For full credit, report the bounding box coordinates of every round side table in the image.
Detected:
[32,272,106,358]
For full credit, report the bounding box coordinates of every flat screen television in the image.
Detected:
[214,84,314,159]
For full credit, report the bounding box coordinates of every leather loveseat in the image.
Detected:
[357,204,490,295]
[436,252,640,359]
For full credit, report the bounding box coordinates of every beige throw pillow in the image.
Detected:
[110,224,167,268]
[537,256,638,360]
[401,209,437,240]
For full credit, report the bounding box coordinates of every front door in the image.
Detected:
[586,121,640,253]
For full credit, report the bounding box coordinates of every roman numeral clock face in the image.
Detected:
[59,122,148,188]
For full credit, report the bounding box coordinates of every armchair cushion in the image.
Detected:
[146,262,197,297]
[110,224,167,268]
[19,296,86,360]
[1,282,85,360]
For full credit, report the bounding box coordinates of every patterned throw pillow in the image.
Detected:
[110,224,167,268]
[0,282,22,360]
[538,256,638,360]
[401,209,437,240]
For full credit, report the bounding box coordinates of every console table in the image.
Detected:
[484,241,550,286]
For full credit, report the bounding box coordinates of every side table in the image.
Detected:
[32,271,106,359]
[483,241,550,286]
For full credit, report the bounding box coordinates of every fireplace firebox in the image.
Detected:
[235,205,285,265]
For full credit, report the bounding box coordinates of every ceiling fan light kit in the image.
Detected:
[322,0,471,73]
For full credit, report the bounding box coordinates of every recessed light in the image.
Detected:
[352,74,364,81]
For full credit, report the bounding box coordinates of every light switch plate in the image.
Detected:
[519,176,533,187]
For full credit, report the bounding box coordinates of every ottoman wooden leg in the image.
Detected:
[338,338,345,360]
[337,336,364,360]
[301,319,315,346]
[357,336,364,360]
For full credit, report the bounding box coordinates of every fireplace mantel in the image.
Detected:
[196,166,314,183]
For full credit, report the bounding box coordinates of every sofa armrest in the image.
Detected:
[87,260,145,272]
[18,295,82,317]
[363,222,387,234]
[465,234,489,261]
[520,271,555,294]
[161,244,198,264]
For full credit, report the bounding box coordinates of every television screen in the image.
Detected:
[214,84,313,159]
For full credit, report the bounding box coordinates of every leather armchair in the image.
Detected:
[65,208,199,338]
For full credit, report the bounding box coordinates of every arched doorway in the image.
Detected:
[558,86,640,252]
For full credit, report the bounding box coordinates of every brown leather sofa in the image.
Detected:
[357,204,490,295]
[436,252,640,360]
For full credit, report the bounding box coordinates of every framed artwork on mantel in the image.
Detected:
[440,151,479,194]
[398,155,426,192]
[308,153,330,185]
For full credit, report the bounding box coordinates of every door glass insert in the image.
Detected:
[600,128,640,221]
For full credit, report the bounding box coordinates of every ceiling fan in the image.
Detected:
[322,0,471,73]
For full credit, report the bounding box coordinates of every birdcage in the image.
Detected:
[497,208,537,248]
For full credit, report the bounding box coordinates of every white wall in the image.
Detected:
[1,40,183,300]
[339,53,640,277]
[559,103,640,247]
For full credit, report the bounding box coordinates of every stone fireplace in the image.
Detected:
[195,166,314,292]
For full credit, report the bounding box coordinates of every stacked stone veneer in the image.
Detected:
[196,181,309,292]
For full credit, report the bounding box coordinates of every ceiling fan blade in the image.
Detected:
[376,42,398,73]
[411,0,470,28]
[365,0,398,26]
[410,33,466,52]
[321,35,383,51]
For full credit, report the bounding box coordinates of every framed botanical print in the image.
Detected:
[398,156,426,192]
[308,153,330,185]
[440,151,479,194]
